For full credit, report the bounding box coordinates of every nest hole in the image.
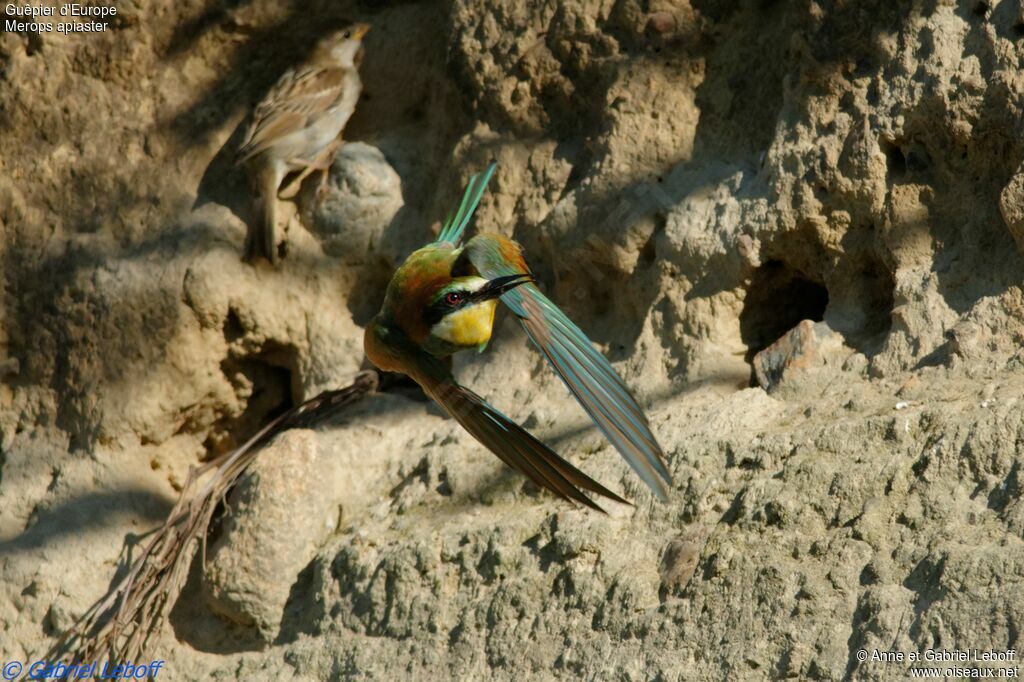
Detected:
[222,308,245,344]
[739,260,829,362]
[880,139,906,179]
[209,346,298,455]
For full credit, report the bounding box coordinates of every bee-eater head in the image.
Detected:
[380,246,531,356]
[422,273,532,354]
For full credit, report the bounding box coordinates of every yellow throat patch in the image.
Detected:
[430,300,499,350]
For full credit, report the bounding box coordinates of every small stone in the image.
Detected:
[46,600,75,634]
[659,535,703,595]
[947,320,987,361]
[999,167,1024,253]
[753,320,846,391]
[736,234,761,268]
[647,11,677,35]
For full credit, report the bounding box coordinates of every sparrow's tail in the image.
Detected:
[246,164,282,264]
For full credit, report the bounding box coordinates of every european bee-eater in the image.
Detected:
[364,163,672,510]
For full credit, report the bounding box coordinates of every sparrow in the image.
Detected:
[364,163,672,511]
[236,23,370,264]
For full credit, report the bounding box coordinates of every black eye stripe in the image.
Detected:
[424,290,469,326]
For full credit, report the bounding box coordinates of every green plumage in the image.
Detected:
[366,162,672,511]
[464,235,672,501]
[436,162,498,246]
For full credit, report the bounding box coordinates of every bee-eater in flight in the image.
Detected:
[364,163,672,510]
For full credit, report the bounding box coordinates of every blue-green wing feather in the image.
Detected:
[465,236,673,501]
[401,345,627,511]
[432,383,629,511]
[436,162,498,246]
[507,284,673,500]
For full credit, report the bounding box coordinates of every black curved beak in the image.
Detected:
[474,273,534,302]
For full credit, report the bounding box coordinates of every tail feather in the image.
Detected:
[246,166,281,264]
[436,161,498,246]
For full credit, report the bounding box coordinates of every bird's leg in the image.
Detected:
[277,160,316,200]
[277,138,343,201]
[313,137,343,201]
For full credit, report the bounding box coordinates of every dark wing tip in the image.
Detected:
[428,380,630,512]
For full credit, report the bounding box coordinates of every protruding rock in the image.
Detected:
[753,320,847,391]
[308,142,403,263]
[204,430,341,640]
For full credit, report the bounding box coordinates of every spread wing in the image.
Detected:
[397,339,627,511]
[464,234,673,501]
[237,66,348,164]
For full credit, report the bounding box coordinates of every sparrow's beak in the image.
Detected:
[474,273,534,302]
[353,23,371,39]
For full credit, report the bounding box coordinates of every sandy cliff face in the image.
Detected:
[2,0,1024,678]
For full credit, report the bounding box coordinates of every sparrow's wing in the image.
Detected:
[435,162,497,246]
[396,340,627,511]
[464,234,673,501]
[237,66,348,164]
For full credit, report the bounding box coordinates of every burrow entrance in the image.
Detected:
[739,260,829,363]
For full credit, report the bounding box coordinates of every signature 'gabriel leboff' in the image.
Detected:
[364,163,672,510]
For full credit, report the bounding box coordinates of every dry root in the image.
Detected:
[46,370,380,664]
